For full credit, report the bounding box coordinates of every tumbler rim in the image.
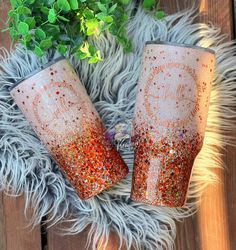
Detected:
[145,41,215,54]
[9,56,65,92]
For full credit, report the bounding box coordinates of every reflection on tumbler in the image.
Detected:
[131,42,215,207]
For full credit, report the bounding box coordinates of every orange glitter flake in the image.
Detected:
[51,120,129,200]
[131,123,203,207]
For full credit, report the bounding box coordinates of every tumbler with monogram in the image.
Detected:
[131,42,215,207]
[10,58,128,200]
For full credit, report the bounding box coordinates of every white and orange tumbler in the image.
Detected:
[131,42,215,207]
[10,58,128,200]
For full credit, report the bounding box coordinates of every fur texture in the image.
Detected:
[0,4,236,250]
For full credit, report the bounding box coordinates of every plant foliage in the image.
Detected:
[4,0,165,63]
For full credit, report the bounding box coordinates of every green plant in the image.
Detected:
[3,0,165,63]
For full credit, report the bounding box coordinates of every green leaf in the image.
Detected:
[34,45,44,57]
[119,0,130,5]
[68,0,78,10]
[83,9,94,19]
[10,0,21,8]
[25,0,35,4]
[85,19,99,36]
[9,29,18,39]
[116,34,132,52]
[88,57,98,63]
[96,12,105,20]
[57,44,67,55]
[16,6,31,15]
[58,15,70,22]
[6,10,18,25]
[99,22,112,32]
[73,34,82,45]
[143,0,155,10]
[47,0,55,4]
[109,3,117,13]
[25,17,35,29]
[79,42,90,56]
[75,50,88,60]
[57,0,71,12]
[8,10,15,18]
[155,10,165,20]
[102,15,113,23]
[48,9,57,23]
[40,6,50,15]
[24,34,32,42]
[35,28,46,40]
[44,24,60,35]
[96,13,113,23]
[97,2,107,13]
[40,38,53,49]
[88,51,102,63]
[88,44,96,54]
[17,22,29,35]
[124,40,132,52]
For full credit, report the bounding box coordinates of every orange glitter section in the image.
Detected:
[131,123,203,207]
[50,120,129,200]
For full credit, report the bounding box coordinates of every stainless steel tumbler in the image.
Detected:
[10,58,129,200]
[131,42,215,207]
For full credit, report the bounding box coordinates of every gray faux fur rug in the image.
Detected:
[0,4,236,250]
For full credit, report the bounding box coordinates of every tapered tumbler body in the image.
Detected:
[10,58,128,200]
[131,42,215,207]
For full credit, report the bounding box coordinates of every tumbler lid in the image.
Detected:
[9,56,65,92]
[145,40,215,54]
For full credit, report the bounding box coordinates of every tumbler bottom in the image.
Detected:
[130,159,193,207]
[79,164,129,200]
[130,191,187,208]
[130,129,203,207]
[50,121,129,200]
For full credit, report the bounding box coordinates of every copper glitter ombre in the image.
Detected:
[131,42,215,207]
[10,58,128,200]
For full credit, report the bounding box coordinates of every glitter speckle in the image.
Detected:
[51,120,129,199]
[131,124,203,207]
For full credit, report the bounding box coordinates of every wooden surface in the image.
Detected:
[0,0,236,249]
[0,0,10,51]
[0,195,41,250]
[163,2,234,250]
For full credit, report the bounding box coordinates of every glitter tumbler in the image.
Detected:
[10,58,128,200]
[131,42,215,207]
